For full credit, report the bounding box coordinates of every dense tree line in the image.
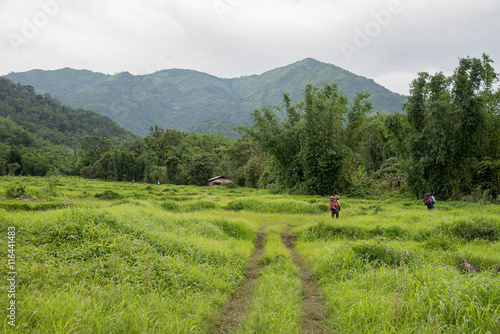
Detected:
[1,55,498,199]
[402,54,500,199]
[239,54,499,199]
[75,128,232,186]
[0,77,135,177]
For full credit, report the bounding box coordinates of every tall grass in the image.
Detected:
[0,202,255,333]
[295,205,500,333]
[225,198,325,214]
[296,238,500,333]
[1,176,499,333]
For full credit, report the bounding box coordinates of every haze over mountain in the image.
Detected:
[5,58,407,137]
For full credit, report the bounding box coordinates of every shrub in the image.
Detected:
[314,202,330,212]
[301,222,415,241]
[46,177,60,196]
[94,190,122,200]
[168,196,192,202]
[185,200,218,211]
[423,234,458,251]
[225,198,261,212]
[222,182,237,189]
[370,225,407,239]
[5,182,28,198]
[129,192,148,199]
[0,202,65,211]
[160,200,218,212]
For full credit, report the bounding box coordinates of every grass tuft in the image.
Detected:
[438,217,500,241]
[94,190,122,200]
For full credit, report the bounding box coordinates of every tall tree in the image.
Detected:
[301,83,349,194]
[245,82,351,195]
[404,54,499,198]
[80,136,113,165]
[346,91,372,150]
[187,154,215,186]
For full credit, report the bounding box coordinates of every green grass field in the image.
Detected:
[1,176,499,333]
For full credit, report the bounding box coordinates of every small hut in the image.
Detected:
[207,176,233,186]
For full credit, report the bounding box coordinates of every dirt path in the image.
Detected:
[281,235,332,334]
[209,232,265,334]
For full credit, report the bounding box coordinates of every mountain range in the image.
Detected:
[4,58,407,137]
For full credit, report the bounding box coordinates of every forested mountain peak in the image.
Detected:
[4,59,407,137]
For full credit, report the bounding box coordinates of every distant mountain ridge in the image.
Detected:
[4,58,407,137]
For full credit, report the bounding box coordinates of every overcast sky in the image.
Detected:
[1,0,499,95]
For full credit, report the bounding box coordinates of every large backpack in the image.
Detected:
[330,196,340,210]
[424,193,433,205]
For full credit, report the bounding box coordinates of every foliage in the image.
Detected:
[403,54,500,198]
[225,198,323,214]
[5,181,28,198]
[438,217,500,242]
[351,240,415,267]
[0,77,135,147]
[0,77,135,178]
[294,196,500,334]
[187,153,215,186]
[0,198,254,333]
[244,83,359,195]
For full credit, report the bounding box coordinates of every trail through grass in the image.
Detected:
[1,176,499,333]
[281,234,331,334]
[238,233,303,334]
[209,232,265,334]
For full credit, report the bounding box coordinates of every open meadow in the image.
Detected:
[1,176,499,333]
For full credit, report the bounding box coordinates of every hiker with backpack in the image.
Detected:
[424,192,436,210]
[330,195,341,219]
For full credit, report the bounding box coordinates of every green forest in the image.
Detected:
[1,55,499,200]
[5,58,406,137]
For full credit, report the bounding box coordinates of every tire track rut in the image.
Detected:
[209,232,265,334]
[281,235,332,334]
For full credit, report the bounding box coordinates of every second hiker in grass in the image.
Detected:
[424,192,436,210]
[329,195,341,219]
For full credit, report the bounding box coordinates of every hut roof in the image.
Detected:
[207,175,231,182]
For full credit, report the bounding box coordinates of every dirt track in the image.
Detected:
[210,232,331,333]
[209,233,265,334]
[281,235,332,334]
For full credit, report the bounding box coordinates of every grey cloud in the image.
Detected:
[0,0,499,95]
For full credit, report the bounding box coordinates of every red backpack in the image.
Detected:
[330,196,339,210]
